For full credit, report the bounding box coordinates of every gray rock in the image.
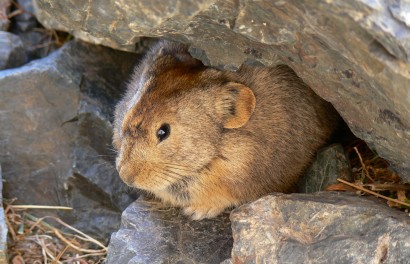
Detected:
[33,0,410,182]
[0,165,8,263]
[230,192,410,263]
[107,197,233,264]
[0,31,26,70]
[298,144,351,193]
[0,0,10,31]
[0,40,140,241]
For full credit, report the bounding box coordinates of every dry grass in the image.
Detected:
[5,201,107,264]
[327,139,410,211]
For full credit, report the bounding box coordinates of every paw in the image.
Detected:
[182,205,225,220]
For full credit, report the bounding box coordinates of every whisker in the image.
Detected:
[87,154,117,158]
[160,163,197,173]
[161,168,205,194]
[156,162,193,170]
[151,168,178,184]
[105,147,118,154]
[151,168,207,195]
[161,168,188,178]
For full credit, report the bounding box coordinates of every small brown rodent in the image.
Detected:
[113,40,339,220]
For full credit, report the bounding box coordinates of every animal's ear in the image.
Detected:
[215,82,256,129]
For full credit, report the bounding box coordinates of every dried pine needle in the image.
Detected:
[10,205,73,210]
[337,178,410,208]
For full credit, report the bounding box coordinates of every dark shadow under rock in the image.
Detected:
[229,192,410,263]
[106,197,233,264]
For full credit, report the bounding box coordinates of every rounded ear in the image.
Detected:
[215,82,256,129]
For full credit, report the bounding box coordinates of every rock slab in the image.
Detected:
[107,197,233,264]
[0,31,26,70]
[298,144,351,193]
[0,40,140,240]
[229,192,410,264]
[33,0,410,181]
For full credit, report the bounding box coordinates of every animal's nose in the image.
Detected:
[117,163,138,187]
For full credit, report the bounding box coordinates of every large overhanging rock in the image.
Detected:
[33,0,410,181]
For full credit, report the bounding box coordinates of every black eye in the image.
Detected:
[157,124,170,142]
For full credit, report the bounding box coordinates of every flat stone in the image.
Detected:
[0,31,27,70]
[0,40,140,241]
[230,192,410,263]
[106,197,233,264]
[32,0,410,182]
[298,144,351,193]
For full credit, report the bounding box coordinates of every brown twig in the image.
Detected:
[52,244,70,264]
[362,183,410,192]
[353,147,374,182]
[10,205,73,210]
[61,252,107,263]
[337,178,410,207]
[53,229,105,254]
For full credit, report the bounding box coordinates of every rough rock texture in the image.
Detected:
[0,31,26,70]
[229,192,410,263]
[107,197,233,264]
[0,40,140,240]
[0,166,8,263]
[297,144,351,193]
[33,0,410,181]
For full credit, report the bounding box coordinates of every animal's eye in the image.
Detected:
[157,124,170,142]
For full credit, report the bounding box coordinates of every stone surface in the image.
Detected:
[33,0,410,181]
[0,31,26,70]
[106,197,233,264]
[298,144,351,193]
[0,0,9,31]
[0,165,8,263]
[230,192,410,263]
[0,40,140,240]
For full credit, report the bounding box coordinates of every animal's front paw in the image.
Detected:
[182,205,226,220]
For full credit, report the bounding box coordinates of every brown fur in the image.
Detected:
[113,40,340,220]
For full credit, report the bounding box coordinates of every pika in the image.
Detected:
[113,40,339,220]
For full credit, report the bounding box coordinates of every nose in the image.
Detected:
[116,159,135,186]
[118,168,135,187]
